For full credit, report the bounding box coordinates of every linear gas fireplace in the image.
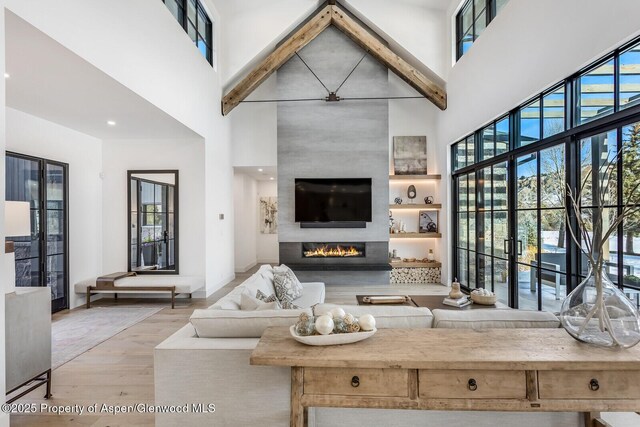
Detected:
[302,242,365,258]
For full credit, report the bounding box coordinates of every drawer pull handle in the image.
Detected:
[589,379,599,391]
[351,376,360,388]
[468,378,477,391]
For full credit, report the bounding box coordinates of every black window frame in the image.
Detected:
[162,0,214,66]
[451,34,640,310]
[456,0,508,60]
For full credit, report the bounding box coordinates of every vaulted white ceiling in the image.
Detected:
[5,11,201,140]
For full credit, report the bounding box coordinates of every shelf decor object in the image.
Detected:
[560,149,640,348]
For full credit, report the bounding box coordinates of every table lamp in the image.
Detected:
[5,201,31,294]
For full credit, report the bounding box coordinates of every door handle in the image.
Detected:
[503,239,511,255]
[517,240,523,256]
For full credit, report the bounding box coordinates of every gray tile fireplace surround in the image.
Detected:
[280,242,391,285]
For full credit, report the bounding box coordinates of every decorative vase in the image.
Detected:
[559,266,640,348]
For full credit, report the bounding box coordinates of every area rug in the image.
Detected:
[51,306,163,369]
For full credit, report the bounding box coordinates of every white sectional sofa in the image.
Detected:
[154,265,582,427]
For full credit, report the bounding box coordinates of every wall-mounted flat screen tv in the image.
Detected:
[295,178,372,223]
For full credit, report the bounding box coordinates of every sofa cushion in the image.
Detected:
[240,290,281,311]
[209,286,243,310]
[190,308,311,338]
[295,282,326,308]
[313,304,433,329]
[432,309,560,329]
[273,264,303,303]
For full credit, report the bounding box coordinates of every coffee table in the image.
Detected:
[356,294,509,310]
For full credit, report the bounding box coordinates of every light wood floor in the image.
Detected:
[10,268,446,426]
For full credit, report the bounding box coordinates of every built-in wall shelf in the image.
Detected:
[389,174,441,180]
[390,261,442,268]
[389,204,441,210]
[389,232,441,239]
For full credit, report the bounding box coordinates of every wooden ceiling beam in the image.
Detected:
[329,4,446,110]
[221,5,332,116]
[221,2,448,115]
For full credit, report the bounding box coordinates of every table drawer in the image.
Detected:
[419,370,526,399]
[304,368,409,397]
[538,370,640,399]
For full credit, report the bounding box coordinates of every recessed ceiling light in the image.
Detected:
[270,177,275,181]
[107,120,116,126]
[4,73,9,79]
[258,168,263,172]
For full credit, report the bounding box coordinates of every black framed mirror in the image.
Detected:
[127,170,179,274]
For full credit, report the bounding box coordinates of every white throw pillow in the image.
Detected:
[243,272,276,298]
[273,264,303,304]
[240,290,282,311]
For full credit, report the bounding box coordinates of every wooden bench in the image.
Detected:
[75,273,204,309]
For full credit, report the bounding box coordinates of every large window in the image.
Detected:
[455,0,510,60]
[452,36,640,311]
[162,0,214,66]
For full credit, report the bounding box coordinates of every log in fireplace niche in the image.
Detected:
[302,242,365,258]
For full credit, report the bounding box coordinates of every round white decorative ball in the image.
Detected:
[315,315,335,335]
[329,307,346,319]
[359,314,376,331]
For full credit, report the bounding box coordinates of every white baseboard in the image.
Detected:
[235,260,257,273]
[205,273,236,298]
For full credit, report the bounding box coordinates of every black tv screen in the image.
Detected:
[295,178,372,223]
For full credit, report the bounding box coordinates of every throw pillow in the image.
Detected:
[273,264,303,304]
[241,290,282,311]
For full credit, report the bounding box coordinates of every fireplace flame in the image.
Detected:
[304,245,363,258]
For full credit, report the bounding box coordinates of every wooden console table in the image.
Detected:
[251,328,640,427]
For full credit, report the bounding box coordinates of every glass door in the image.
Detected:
[5,153,69,313]
[514,144,568,311]
[45,161,69,312]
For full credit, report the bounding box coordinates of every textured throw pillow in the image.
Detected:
[273,265,304,305]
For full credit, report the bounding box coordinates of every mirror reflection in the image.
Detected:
[128,171,178,273]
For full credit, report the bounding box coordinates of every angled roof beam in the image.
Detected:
[329,4,446,110]
[221,2,447,115]
[221,5,332,116]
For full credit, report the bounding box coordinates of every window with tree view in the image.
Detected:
[451,35,640,311]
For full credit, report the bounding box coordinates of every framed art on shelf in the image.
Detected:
[418,210,438,233]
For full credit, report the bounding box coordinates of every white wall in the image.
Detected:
[230,74,277,168]
[233,173,258,272]
[441,0,640,144]
[388,75,446,277]
[4,0,235,296]
[257,180,279,264]
[0,5,8,425]
[102,139,205,282]
[6,108,103,309]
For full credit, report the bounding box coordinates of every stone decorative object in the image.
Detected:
[394,197,403,205]
[359,314,376,331]
[449,278,464,299]
[315,315,334,335]
[290,309,376,346]
[424,196,434,204]
[407,185,417,203]
[390,267,441,284]
[329,307,346,319]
